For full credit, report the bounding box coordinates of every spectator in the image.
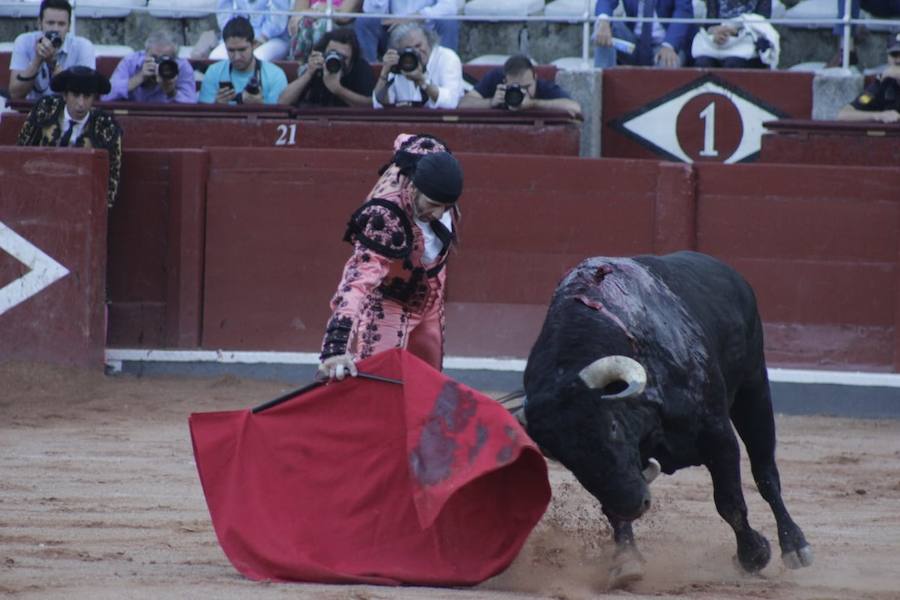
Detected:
[199,16,289,105]
[278,27,375,107]
[830,0,900,65]
[16,67,122,208]
[593,0,694,68]
[458,54,582,118]
[373,22,463,109]
[691,0,776,69]
[210,0,293,61]
[287,0,361,64]
[8,0,95,101]
[318,133,463,379]
[103,30,197,103]
[354,0,460,63]
[837,32,900,123]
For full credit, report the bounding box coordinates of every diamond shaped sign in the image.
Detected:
[0,220,70,316]
[610,74,787,164]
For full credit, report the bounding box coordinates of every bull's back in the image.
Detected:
[525,251,766,408]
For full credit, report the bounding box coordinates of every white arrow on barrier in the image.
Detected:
[0,220,70,316]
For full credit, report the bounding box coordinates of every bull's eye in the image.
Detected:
[610,420,619,438]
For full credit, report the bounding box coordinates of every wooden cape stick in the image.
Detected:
[251,372,404,414]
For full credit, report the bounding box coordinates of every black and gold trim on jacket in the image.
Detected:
[16,95,123,208]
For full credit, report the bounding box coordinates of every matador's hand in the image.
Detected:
[318,354,359,381]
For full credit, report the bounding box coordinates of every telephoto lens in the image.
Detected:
[398,48,419,72]
[504,84,525,108]
[155,56,179,80]
[324,50,343,74]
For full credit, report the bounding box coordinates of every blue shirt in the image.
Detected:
[10,30,96,100]
[199,59,288,104]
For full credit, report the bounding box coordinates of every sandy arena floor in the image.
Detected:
[1,362,899,600]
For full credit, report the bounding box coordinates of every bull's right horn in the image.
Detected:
[642,458,661,484]
[579,355,647,399]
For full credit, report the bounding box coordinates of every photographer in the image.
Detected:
[373,22,463,109]
[278,28,375,108]
[8,0,95,101]
[458,55,582,118]
[103,31,197,104]
[199,16,288,105]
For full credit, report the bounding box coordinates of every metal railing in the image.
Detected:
[56,0,900,69]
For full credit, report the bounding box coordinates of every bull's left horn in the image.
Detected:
[642,458,660,484]
[579,355,647,399]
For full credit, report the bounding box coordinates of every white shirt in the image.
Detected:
[10,31,96,100]
[373,45,463,109]
[415,211,453,265]
[362,0,458,17]
[61,106,89,146]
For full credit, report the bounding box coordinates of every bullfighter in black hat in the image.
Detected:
[16,65,123,208]
[318,133,464,382]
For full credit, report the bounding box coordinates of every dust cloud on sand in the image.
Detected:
[2,362,899,599]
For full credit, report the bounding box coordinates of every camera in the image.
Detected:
[391,47,419,73]
[44,30,63,49]
[504,84,526,108]
[323,50,344,74]
[154,55,179,80]
[244,76,260,96]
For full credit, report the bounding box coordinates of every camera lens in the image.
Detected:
[45,31,63,49]
[324,50,343,74]
[155,56,179,80]
[504,85,525,108]
[244,76,260,96]
[398,48,419,73]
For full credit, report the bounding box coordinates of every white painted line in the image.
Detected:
[767,368,900,388]
[105,348,900,388]
[0,221,70,315]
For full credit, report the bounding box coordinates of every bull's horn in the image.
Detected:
[579,356,647,399]
[642,458,660,484]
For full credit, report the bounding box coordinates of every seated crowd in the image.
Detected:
[5,0,579,117]
[4,0,899,122]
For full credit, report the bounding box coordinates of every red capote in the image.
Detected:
[189,348,551,586]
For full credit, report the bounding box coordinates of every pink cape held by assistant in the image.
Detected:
[188,348,551,585]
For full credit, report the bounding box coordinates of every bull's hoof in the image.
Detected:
[735,531,771,573]
[608,558,643,589]
[782,544,814,569]
[608,549,644,589]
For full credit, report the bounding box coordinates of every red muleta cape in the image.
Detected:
[189,349,551,586]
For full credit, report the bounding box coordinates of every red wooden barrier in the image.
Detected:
[107,149,207,348]
[759,119,900,166]
[3,144,894,371]
[0,147,109,368]
[695,162,900,370]
[0,109,580,155]
[190,148,900,370]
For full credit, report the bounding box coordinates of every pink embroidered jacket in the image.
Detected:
[320,134,458,359]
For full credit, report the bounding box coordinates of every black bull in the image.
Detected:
[523,251,812,581]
